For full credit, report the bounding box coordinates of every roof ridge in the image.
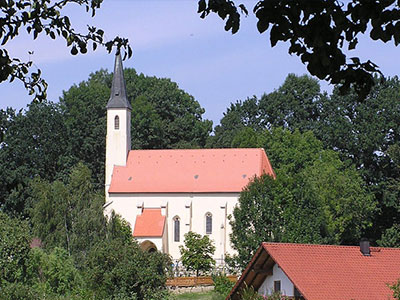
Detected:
[263,242,400,250]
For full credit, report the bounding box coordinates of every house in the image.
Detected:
[227,241,400,300]
[103,53,275,261]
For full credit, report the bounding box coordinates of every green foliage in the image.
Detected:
[0,211,31,284]
[209,74,324,148]
[0,0,131,100]
[28,163,171,300]
[179,231,216,277]
[27,247,84,297]
[59,68,212,188]
[198,1,400,98]
[230,129,376,268]
[0,102,67,215]
[30,163,106,264]
[239,284,263,300]
[85,238,170,300]
[212,273,234,297]
[212,74,400,244]
[315,78,400,241]
[377,224,400,247]
[0,282,39,300]
[390,279,400,300]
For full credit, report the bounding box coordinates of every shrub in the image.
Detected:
[212,273,235,297]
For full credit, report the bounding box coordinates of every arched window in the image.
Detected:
[205,213,212,234]
[174,217,180,242]
[114,115,120,130]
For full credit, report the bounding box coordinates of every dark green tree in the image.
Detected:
[0,101,67,215]
[179,231,216,277]
[60,68,212,187]
[30,163,107,264]
[230,129,376,268]
[315,78,400,241]
[209,74,324,148]
[85,238,170,300]
[0,211,31,285]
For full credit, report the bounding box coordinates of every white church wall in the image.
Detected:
[107,192,240,260]
[105,108,131,198]
[258,263,294,297]
[136,237,163,252]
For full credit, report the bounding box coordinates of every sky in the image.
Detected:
[1,0,400,125]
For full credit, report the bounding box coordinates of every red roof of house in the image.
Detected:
[133,208,165,237]
[109,148,274,193]
[229,242,400,300]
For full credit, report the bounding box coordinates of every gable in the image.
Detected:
[229,243,400,300]
[108,148,274,193]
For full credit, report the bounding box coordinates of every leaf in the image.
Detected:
[198,0,206,13]
[348,38,358,50]
[257,19,269,33]
[239,4,248,16]
[350,57,360,64]
[70,46,78,55]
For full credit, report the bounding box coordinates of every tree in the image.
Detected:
[229,129,376,268]
[179,231,216,277]
[30,163,107,263]
[208,74,325,148]
[85,238,170,300]
[0,101,68,215]
[0,0,131,100]
[198,0,400,98]
[29,163,171,299]
[314,78,400,241]
[60,68,212,187]
[0,211,31,285]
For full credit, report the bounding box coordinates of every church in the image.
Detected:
[104,53,275,262]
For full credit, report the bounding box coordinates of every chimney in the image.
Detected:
[360,238,371,256]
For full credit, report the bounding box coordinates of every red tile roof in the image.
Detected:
[230,242,400,300]
[109,148,274,193]
[133,208,165,237]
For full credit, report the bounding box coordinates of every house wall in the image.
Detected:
[106,192,239,260]
[258,263,294,297]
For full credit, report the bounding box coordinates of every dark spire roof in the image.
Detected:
[106,52,132,110]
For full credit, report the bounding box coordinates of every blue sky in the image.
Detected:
[1,0,399,125]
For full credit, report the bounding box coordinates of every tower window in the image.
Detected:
[205,213,212,234]
[114,115,120,130]
[174,217,180,242]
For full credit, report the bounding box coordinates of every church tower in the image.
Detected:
[105,52,132,197]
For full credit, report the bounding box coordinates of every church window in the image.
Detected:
[174,217,180,242]
[205,213,212,234]
[114,115,120,130]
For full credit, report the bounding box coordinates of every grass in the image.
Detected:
[174,290,225,300]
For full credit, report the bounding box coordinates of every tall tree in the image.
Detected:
[60,68,212,187]
[230,129,376,268]
[0,101,67,215]
[209,74,323,148]
[30,163,106,263]
[315,77,400,240]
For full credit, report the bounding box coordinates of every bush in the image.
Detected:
[212,273,235,297]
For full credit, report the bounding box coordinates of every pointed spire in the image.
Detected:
[106,52,132,109]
